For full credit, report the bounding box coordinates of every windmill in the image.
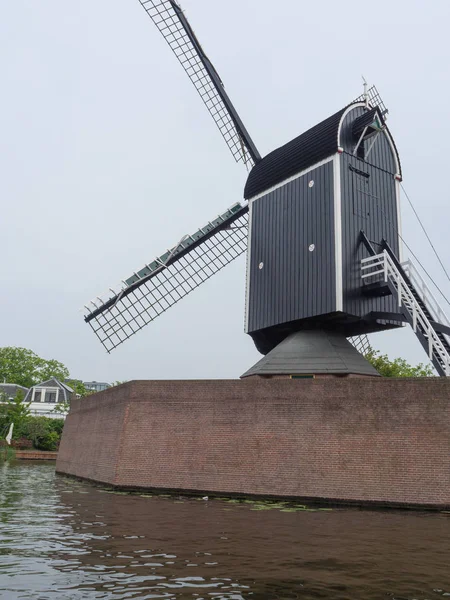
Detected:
[84,0,450,378]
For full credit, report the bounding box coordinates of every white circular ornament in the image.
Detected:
[308,244,315,252]
[258,262,264,270]
[308,180,314,188]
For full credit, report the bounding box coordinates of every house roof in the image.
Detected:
[244,106,348,199]
[32,378,73,392]
[0,383,29,398]
[24,378,73,403]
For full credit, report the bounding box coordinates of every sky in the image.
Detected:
[1,0,450,382]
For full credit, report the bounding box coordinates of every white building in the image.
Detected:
[23,378,73,418]
[83,381,111,393]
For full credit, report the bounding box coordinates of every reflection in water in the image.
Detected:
[0,462,449,599]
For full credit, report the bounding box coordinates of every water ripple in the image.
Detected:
[0,462,449,599]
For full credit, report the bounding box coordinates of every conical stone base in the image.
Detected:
[241,329,380,378]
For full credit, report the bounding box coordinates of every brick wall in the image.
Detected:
[16,450,58,460]
[57,378,450,508]
[57,384,131,484]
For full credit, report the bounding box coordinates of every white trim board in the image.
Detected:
[333,154,343,312]
[244,199,254,333]
[337,101,401,177]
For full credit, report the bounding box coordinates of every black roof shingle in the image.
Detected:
[244,106,348,199]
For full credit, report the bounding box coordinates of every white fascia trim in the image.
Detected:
[333,154,343,312]
[383,128,402,177]
[337,102,366,147]
[247,155,335,203]
[337,101,401,176]
[244,200,253,333]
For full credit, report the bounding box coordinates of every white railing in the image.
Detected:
[361,251,450,376]
[401,259,450,331]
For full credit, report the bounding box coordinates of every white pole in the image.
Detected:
[362,76,368,108]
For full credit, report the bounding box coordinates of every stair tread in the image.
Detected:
[364,246,450,376]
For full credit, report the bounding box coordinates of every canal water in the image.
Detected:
[0,462,448,599]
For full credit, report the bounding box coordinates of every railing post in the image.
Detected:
[412,302,417,332]
[428,328,433,359]
[383,250,388,283]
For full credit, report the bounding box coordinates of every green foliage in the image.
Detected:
[0,447,16,461]
[38,359,70,383]
[0,347,69,388]
[52,402,70,416]
[66,380,94,398]
[17,416,49,447]
[0,402,9,437]
[6,391,30,428]
[16,416,64,450]
[38,431,59,451]
[364,348,434,377]
[47,418,65,437]
[0,390,31,438]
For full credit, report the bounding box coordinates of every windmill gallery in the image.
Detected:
[56,1,450,509]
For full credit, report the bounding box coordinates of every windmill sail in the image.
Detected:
[84,203,248,352]
[137,0,260,166]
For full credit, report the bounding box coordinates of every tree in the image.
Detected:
[38,431,59,451]
[19,416,50,448]
[0,347,69,388]
[39,359,70,383]
[364,348,434,377]
[65,380,94,398]
[0,390,30,438]
[52,402,70,416]
[5,390,30,425]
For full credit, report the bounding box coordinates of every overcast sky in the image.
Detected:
[2,0,450,382]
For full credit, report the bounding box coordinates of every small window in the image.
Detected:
[290,374,315,380]
[46,391,57,403]
[356,140,365,160]
[34,390,42,402]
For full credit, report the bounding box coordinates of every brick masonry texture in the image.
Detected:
[56,378,450,508]
[16,450,58,460]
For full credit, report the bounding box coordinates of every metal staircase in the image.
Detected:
[361,246,450,376]
[401,259,450,331]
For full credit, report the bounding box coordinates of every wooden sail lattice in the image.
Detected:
[84,206,248,352]
[137,0,259,166]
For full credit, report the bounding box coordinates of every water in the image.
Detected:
[0,462,448,600]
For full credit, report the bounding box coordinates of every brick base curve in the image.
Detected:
[56,378,450,509]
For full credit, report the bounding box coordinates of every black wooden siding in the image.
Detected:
[341,155,400,318]
[247,161,335,333]
[339,106,400,318]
